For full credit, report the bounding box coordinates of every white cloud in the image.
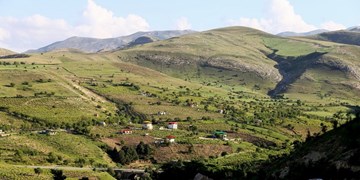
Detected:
[76,0,149,38]
[0,27,10,41]
[175,17,192,30]
[320,21,346,31]
[228,0,345,34]
[0,0,149,52]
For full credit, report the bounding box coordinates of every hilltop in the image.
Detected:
[116,26,360,101]
[0,48,15,56]
[26,30,195,53]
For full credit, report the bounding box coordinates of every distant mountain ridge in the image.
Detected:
[0,48,16,56]
[277,29,329,37]
[311,30,360,46]
[26,30,195,53]
[348,26,360,32]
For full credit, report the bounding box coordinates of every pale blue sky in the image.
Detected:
[0,0,359,51]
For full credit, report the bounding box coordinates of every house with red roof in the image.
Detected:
[167,122,178,129]
[165,135,176,143]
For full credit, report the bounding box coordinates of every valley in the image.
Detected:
[0,26,359,179]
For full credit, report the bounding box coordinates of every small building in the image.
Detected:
[218,109,224,114]
[213,131,227,139]
[120,129,133,134]
[157,111,167,115]
[142,121,153,130]
[167,122,178,129]
[165,135,176,143]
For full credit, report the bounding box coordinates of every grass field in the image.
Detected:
[0,132,114,167]
[0,162,115,180]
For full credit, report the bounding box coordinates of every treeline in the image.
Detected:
[0,61,26,65]
[0,54,30,59]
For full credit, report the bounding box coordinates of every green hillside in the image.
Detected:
[115,26,360,102]
[311,30,360,46]
[261,113,360,179]
[0,26,360,179]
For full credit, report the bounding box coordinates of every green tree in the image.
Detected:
[136,141,153,159]
[50,169,66,180]
[34,167,43,176]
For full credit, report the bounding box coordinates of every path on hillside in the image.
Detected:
[43,69,115,112]
[14,165,145,173]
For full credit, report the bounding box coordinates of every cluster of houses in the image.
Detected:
[119,121,179,144]
[141,121,178,130]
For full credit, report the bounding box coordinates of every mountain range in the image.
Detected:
[26,30,195,53]
[277,29,329,37]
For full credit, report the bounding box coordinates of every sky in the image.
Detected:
[0,0,359,52]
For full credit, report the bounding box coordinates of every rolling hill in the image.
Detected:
[115,26,360,101]
[26,30,195,53]
[310,30,360,46]
[0,48,15,56]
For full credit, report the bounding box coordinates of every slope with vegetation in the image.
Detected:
[0,26,359,179]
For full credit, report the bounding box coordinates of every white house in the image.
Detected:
[142,121,153,130]
[165,135,176,143]
[167,122,178,129]
[158,111,167,115]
